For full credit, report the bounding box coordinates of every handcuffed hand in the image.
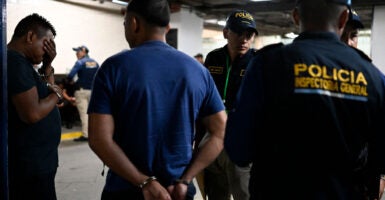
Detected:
[42,39,56,69]
[47,83,63,104]
[142,180,171,200]
[167,182,188,200]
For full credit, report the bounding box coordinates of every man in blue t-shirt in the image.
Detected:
[67,45,99,142]
[87,0,226,200]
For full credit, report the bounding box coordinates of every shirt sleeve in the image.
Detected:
[87,63,113,115]
[198,69,225,118]
[67,60,83,80]
[8,57,35,95]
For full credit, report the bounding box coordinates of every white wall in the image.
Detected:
[7,1,207,73]
[7,0,128,74]
[371,5,385,73]
[9,1,380,74]
[170,8,204,57]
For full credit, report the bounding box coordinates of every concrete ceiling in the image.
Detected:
[168,0,385,36]
[103,0,385,36]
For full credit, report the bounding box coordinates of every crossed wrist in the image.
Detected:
[137,176,191,189]
[138,176,157,189]
[47,83,63,104]
[39,66,54,77]
[174,178,191,186]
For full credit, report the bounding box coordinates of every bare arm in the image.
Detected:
[167,110,227,200]
[88,113,171,200]
[62,88,76,105]
[379,175,385,199]
[12,86,61,124]
[183,110,227,180]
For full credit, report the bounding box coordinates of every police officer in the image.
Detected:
[67,45,99,142]
[224,0,385,199]
[341,9,364,48]
[196,9,258,200]
[341,9,385,199]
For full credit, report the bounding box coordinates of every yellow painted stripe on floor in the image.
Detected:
[61,132,82,140]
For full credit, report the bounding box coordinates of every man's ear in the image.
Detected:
[223,28,229,39]
[131,15,140,33]
[126,14,140,34]
[165,23,171,34]
[338,9,349,31]
[26,31,34,44]
[292,8,300,26]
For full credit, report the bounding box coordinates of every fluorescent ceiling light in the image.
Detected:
[205,19,218,24]
[204,19,226,27]
[250,0,272,1]
[112,0,128,6]
[284,32,298,39]
[217,20,226,26]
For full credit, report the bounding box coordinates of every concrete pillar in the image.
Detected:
[1,0,8,198]
[371,5,385,72]
[170,8,204,58]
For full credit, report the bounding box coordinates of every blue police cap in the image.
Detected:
[72,45,89,54]
[349,10,364,29]
[225,10,258,35]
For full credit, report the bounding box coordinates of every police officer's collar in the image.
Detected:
[295,31,341,42]
[224,44,255,62]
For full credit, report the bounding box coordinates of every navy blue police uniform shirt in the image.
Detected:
[67,56,99,90]
[225,31,385,200]
[204,45,257,110]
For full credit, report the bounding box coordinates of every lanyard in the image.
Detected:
[223,56,231,103]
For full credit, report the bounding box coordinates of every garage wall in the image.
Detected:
[7,0,210,74]
[371,5,385,73]
[7,0,131,74]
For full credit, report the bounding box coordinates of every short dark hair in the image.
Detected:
[12,13,56,39]
[296,0,346,27]
[126,0,170,27]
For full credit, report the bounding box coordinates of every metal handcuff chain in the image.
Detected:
[39,66,64,104]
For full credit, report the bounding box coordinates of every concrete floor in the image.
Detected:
[56,125,205,200]
[56,141,105,200]
[56,125,384,200]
